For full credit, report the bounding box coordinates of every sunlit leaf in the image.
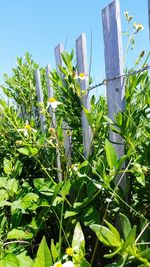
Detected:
[90,224,121,247]
[34,236,52,267]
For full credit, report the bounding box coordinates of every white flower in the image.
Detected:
[71,164,78,172]
[63,261,74,267]
[133,22,144,32]
[47,97,62,110]
[106,198,112,203]
[18,120,37,137]
[51,261,74,267]
[124,11,133,22]
[75,73,88,81]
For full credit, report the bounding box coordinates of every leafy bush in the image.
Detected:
[0,26,150,267]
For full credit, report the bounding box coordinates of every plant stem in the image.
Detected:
[59,198,65,259]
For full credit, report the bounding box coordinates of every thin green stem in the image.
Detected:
[52,207,70,248]
[59,199,65,259]
[36,158,57,185]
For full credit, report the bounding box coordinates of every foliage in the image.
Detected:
[0,16,149,266]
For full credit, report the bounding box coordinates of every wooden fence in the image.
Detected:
[33,0,150,184]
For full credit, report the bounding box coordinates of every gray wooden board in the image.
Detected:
[55,43,72,166]
[102,0,126,188]
[46,64,56,128]
[76,33,92,159]
[34,69,45,132]
[45,65,62,182]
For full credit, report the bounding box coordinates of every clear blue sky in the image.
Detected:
[0,0,149,96]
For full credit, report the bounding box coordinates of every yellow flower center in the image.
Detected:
[54,263,62,267]
[137,24,143,30]
[48,97,56,103]
[24,124,31,130]
[66,247,73,256]
[134,23,144,31]
[79,73,85,78]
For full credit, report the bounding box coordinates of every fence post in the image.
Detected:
[35,69,45,132]
[46,65,62,182]
[148,0,150,39]
[46,65,56,127]
[76,33,92,159]
[102,0,126,188]
[55,44,72,166]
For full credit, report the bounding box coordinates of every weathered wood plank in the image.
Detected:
[46,64,56,127]
[34,69,45,132]
[46,65,62,182]
[76,33,92,159]
[102,0,125,187]
[55,43,72,166]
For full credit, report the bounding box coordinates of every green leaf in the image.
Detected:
[18,147,30,156]
[116,155,128,171]
[34,236,52,267]
[14,160,23,176]
[105,139,118,169]
[0,177,7,188]
[50,240,59,262]
[72,222,85,254]
[70,49,74,60]
[18,146,38,157]
[22,193,39,210]
[115,112,122,126]
[81,206,100,226]
[80,258,91,267]
[61,180,71,198]
[37,199,50,208]
[51,182,63,204]
[119,213,131,239]
[61,52,69,66]
[103,115,114,124]
[17,252,34,267]
[11,200,25,214]
[104,246,121,258]
[34,178,54,196]
[58,65,67,75]
[110,125,121,134]
[104,220,120,241]
[90,224,121,247]
[0,200,11,207]
[0,253,20,267]
[124,226,136,248]
[139,248,150,260]
[136,173,145,187]
[82,106,93,127]
[7,229,33,240]
[7,178,19,195]
[3,158,12,175]
[104,257,127,267]
[29,147,38,156]
[64,209,78,219]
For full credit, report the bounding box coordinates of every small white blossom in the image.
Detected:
[106,198,112,203]
[50,261,74,267]
[63,261,74,267]
[18,120,37,137]
[75,73,88,81]
[133,22,144,32]
[47,97,62,110]
[124,11,133,22]
[71,164,78,172]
